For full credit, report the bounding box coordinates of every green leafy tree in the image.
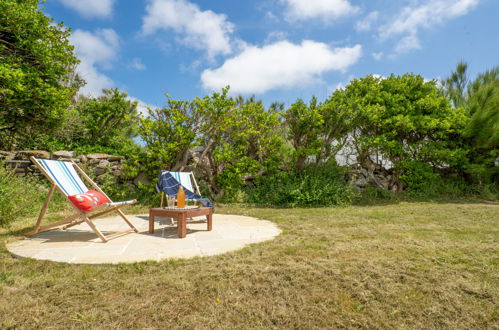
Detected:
[0,0,79,150]
[319,92,357,164]
[441,61,468,108]
[335,74,468,191]
[441,63,498,183]
[74,88,140,150]
[134,94,201,180]
[134,88,283,198]
[283,97,324,170]
[461,66,499,148]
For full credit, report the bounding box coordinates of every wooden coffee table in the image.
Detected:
[149,207,212,238]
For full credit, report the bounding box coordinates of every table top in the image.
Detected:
[149,206,212,215]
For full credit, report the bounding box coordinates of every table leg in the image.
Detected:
[178,214,187,238]
[149,213,154,233]
[207,209,212,231]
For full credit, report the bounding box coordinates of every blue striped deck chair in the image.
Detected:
[28,157,138,242]
[158,171,201,207]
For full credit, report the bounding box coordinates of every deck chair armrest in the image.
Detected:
[105,199,137,207]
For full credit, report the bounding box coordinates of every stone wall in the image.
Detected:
[347,163,402,193]
[0,150,128,184]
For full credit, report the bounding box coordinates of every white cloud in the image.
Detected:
[394,35,421,54]
[281,0,359,22]
[129,58,146,71]
[56,0,115,19]
[372,52,384,61]
[379,0,479,54]
[201,40,362,94]
[265,31,288,43]
[70,29,120,96]
[76,62,115,97]
[141,0,234,58]
[355,11,379,32]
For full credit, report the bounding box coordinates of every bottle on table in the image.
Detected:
[177,186,186,208]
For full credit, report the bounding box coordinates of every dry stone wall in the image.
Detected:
[0,150,135,184]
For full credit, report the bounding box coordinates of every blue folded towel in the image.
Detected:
[155,171,213,208]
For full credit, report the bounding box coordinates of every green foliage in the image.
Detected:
[441,63,499,184]
[399,160,439,194]
[464,66,498,149]
[208,95,283,196]
[283,97,323,170]
[282,95,354,171]
[56,88,141,154]
[0,0,79,150]
[245,162,356,207]
[134,87,284,198]
[441,61,469,108]
[332,74,469,189]
[134,94,201,180]
[0,164,68,227]
[354,185,397,205]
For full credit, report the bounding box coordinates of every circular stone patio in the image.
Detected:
[6,214,281,264]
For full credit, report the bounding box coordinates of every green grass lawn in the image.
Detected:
[1,202,498,329]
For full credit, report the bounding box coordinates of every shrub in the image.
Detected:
[245,162,356,207]
[0,164,68,227]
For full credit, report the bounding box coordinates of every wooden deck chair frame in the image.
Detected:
[27,157,139,243]
[159,171,201,208]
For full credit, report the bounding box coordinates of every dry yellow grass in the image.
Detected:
[0,201,498,329]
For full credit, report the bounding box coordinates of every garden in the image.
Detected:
[1,0,498,328]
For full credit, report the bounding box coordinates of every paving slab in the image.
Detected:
[6,213,281,264]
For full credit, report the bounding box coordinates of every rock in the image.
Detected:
[53,150,74,158]
[89,159,101,165]
[79,155,88,163]
[113,169,123,177]
[133,172,150,186]
[97,160,110,169]
[94,167,106,176]
[87,153,109,160]
[107,155,124,161]
[17,150,50,160]
[354,176,368,187]
[0,151,15,161]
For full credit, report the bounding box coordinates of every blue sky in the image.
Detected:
[42,0,498,111]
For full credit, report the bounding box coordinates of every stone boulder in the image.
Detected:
[0,151,15,161]
[107,155,124,161]
[87,153,109,160]
[17,150,50,160]
[97,160,110,169]
[53,150,74,159]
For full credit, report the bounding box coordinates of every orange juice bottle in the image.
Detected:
[177,186,186,208]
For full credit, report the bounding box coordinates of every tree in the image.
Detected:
[0,0,79,150]
[135,87,283,198]
[75,88,140,149]
[441,61,468,108]
[283,97,323,170]
[136,94,201,179]
[334,74,468,191]
[441,63,498,183]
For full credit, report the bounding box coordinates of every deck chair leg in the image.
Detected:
[84,217,108,243]
[29,184,56,235]
[116,209,139,232]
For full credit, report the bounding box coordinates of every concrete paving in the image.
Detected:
[6,214,281,264]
